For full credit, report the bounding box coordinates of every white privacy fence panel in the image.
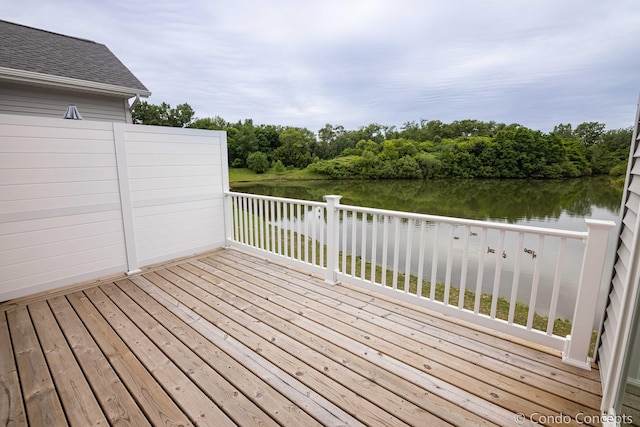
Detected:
[227,191,614,368]
[123,125,227,265]
[0,114,227,302]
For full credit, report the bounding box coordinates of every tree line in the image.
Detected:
[132,101,632,180]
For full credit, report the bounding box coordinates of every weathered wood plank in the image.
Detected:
[83,286,235,427]
[0,311,27,426]
[207,250,602,423]
[66,291,193,427]
[128,274,363,427]
[140,270,412,426]
[172,262,500,427]
[102,280,287,427]
[28,300,108,426]
[6,306,67,426]
[47,295,151,427]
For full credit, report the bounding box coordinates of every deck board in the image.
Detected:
[0,248,603,426]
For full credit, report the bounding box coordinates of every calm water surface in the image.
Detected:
[231,177,622,321]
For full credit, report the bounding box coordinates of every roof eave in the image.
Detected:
[0,67,152,98]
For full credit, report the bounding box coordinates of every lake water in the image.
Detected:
[231,177,622,322]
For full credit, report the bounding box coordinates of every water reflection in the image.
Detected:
[231,177,621,224]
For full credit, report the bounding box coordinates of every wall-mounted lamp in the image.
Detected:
[63,104,83,120]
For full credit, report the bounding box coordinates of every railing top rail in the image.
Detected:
[338,203,594,240]
[226,191,326,208]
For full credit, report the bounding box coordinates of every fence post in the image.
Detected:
[324,195,342,285]
[563,219,616,370]
[223,193,234,247]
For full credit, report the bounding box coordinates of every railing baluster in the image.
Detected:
[371,214,378,284]
[490,230,506,319]
[233,195,239,243]
[444,224,455,305]
[341,211,348,273]
[527,235,545,329]
[240,196,247,245]
[269,200,275,253]
[319,207,325,268]
[458,225,471,309]
[430,222,440,301]
[311,206,317,266]
[288,202,295,258]
[296,203,302,261]
[276,201,282,256]
[361,213,368,281]
[547,238,566,335]
[351,211,357,277]
[508,232,525,324]
[381,215,389,288]
[392,216,400,291]
[404,219,413,294]
[417,220,426,298]
[474,227,488,314]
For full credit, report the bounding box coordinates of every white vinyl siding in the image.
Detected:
[0,114,227,302]
[597,101,640,412]
[0,82,131,122]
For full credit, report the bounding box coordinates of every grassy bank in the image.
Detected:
[229,167,328,183]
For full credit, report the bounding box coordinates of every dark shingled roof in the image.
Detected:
[0,20,149,93]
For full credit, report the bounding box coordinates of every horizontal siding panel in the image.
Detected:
[125,131,218,145]
[0,210,122,235]
[0,167,117,185]
[0,153,116,169]
[132,199,221,219]
[0,137,115,154]
[626,192,640,214]
[0,193,121,214]
[0,123,114,140]
[0,244,126,282]
[137,225,224,264]
[135,211,221,240]
[623,209,637,230]
[0,218,123,250]
[127,153,221,167]
[127,164,220,179]
[617,244,631,269]
[0,181,119,202]
[628,175,640,194]
[133,206,217,230]
[632,161,640,175]
[129,175,219,192]
[130,187,219,204]
[124,140,220,155]
[1,232,124,266]
[620,226,634,250]
[614,259,628,285]
[0,84,127,123]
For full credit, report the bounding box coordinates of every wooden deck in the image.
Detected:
[1,248,603,426]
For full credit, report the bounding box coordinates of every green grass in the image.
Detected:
[229,167,328,183]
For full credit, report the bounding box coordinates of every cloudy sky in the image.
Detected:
[4,0,640,132]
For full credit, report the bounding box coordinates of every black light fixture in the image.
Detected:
[63,104,83,120]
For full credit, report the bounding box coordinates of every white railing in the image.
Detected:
[225,191,615,370]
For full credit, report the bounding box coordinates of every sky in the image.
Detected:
[3,0,640,133]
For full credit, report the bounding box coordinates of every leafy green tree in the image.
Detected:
[246,152,269,174]
[273,127,315,168]
[132,101,195,127]
[575,122,605,147]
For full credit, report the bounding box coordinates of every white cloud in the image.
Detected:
[3,0,640,131]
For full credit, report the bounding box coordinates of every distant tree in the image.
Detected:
[575,122,605,147]
[246,152,270,174]
[132,101,195,127]
[272,127,316,168]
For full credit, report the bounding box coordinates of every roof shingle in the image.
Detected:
[0,20,149,93]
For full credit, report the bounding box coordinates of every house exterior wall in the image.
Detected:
[597,98,640,413]
[0,82,132,123]
[0,113,228,302]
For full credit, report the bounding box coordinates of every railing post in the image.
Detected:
[563,219,616,370]
[324,195,342,285]
[223,192,234,247]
